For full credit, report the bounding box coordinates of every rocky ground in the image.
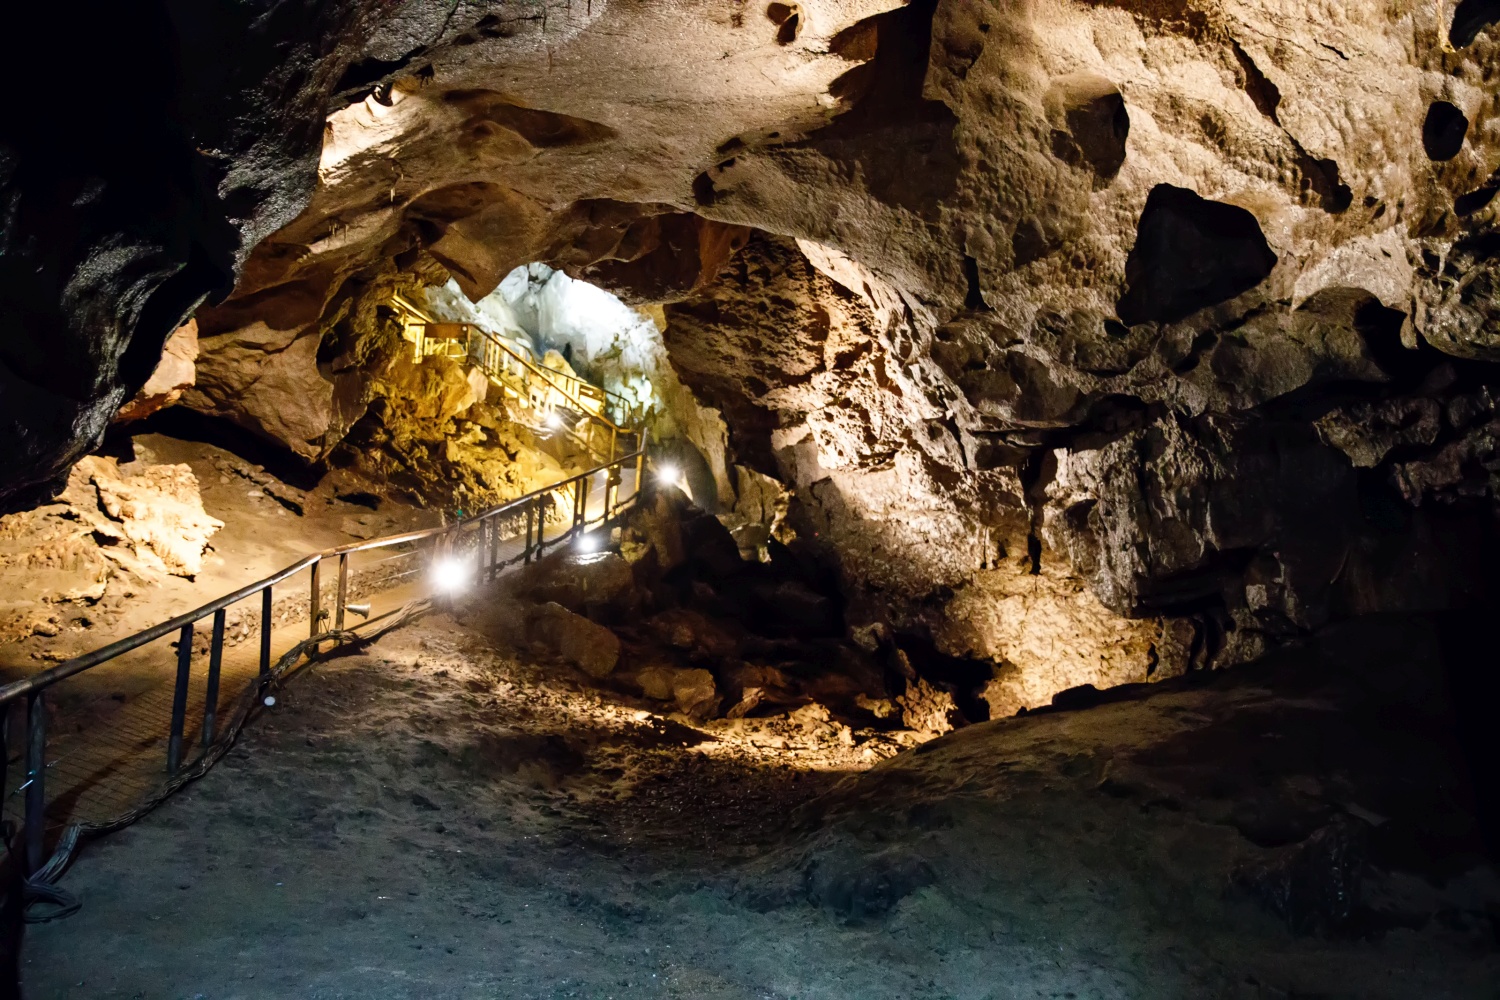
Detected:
[0,425,442,674]
[20,590,1500,999]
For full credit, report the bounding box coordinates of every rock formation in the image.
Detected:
[0,456,222,643]
[115,320,200,423]
[4,0,1500,710]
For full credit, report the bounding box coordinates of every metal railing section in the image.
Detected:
[0,448,647,877]
[461,324,629,462]
[388,292,641,461]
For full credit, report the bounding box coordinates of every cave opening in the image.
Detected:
[3,3,1500,995]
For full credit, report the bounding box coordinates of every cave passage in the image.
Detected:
[3,2,1500,997]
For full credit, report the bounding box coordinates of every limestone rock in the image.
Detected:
[182,321,337,461]
[634,664,680,702]
[516,550,637,619]
[526,601,620,679]
[68,457,225,579]
[0,454,222,639]
[670,668,721,721]
[896,679,959,736]
[115,320,199,423]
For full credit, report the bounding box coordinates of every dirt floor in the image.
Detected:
[0,427,442,673]
[21,599,1500,999]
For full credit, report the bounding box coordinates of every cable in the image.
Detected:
[23,599,432,921]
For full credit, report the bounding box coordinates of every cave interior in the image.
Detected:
[2,0,1500,997]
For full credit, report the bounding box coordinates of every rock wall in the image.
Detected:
[4,0,1500,708]
[116,320,200,424]
[0,0,423,511]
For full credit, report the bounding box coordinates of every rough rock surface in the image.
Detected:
[115,320,199,423]
[0,456,222,642]
[0,0,410,510]
[524,601,621,679]
[6,1,1500,710]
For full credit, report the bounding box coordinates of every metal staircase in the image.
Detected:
[389,293,640,462]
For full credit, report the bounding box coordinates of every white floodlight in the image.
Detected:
[430,555,471,594]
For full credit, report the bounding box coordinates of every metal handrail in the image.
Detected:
[0,447,648,874]
[465,324,629,425]
[387,293,640,457]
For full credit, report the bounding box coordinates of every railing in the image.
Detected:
[464,325,635,462]
[0,448,647,878]
[387,293,641,460]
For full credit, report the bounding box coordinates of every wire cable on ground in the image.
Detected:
[21,599,432,922]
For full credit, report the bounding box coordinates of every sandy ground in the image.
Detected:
[21,600,1500,999]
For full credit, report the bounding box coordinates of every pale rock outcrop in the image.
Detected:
[116,320,200,423]
[0,456,222,641]
[63,457,224,580]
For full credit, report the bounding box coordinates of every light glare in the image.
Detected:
[431,556,470,594]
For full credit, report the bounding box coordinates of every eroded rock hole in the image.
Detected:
[1116,184,1278,326]
[1450,0,1500,46]
[1044,74,1130,183]
[766,2,801,44]
[1423,101,1469,162]
[962,254,989,309]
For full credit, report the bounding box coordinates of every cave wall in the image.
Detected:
[0,0,429,512]
[4,0,1500,707]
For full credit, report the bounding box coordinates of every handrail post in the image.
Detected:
[24,691,46,874]
[309,557,322,639]
[1,707,8,821]
[335,552,350,631]
[606,464,622,522]
[167,622,193,773]
[202,609,226,748]
[525,497,536,564]
[260,586,273,678]
[489,512,500,579]
[635,450,645,502]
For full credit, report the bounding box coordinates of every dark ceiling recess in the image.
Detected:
[1449,0,1500,46]
[1423,101,1469,162]
[1046,75,1130,183]
[1116,184,1278,326]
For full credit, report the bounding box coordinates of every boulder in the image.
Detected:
[525,601,620,678]
[670,668,720,721]
[633,664,680,702]
[517,549,637,618]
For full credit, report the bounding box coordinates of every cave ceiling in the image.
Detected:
[3,0,1499,704]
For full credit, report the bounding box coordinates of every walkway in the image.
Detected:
[2,465,637,839]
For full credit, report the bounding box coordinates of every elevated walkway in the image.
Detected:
[390,293,641,463]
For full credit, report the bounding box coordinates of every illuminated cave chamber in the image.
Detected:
[4,2,1500,992]
[411,264,784,552]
